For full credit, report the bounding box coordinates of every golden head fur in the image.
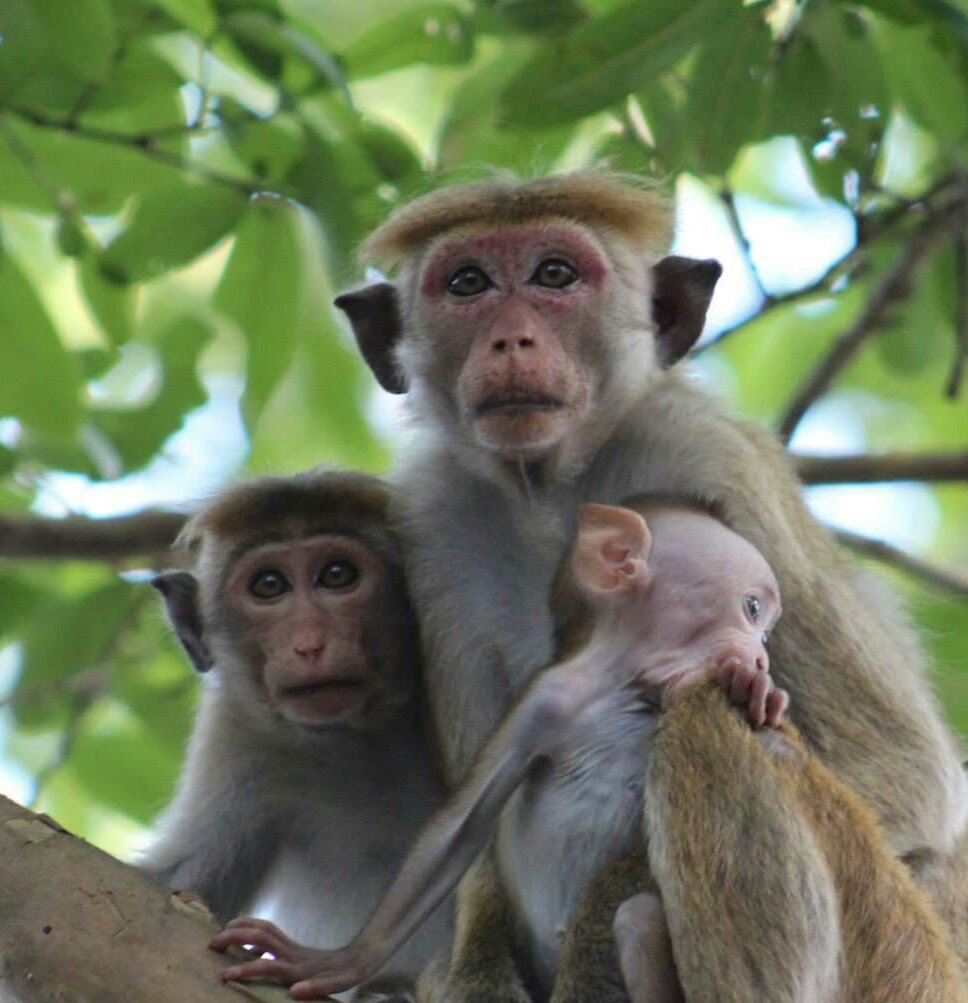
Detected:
[361,172,673,271]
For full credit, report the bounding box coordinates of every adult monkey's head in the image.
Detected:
[336,173,721,474]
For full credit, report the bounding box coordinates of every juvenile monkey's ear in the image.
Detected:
[573,504,652,597]
[334,283,407,394]
[651,256,723,366]
[151,571,214,673]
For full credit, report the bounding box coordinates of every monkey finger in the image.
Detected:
[210,924,297,959]
[765,688,789,728]
[747,671,770,729]
[291,974,357,999]
[729,665,754,706]
[220,957,303,984]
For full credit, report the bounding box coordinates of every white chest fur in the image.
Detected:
[496,690,657,995]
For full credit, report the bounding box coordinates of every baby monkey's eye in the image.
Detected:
[531,258,578,289]
[447,265,491,297]
[318,560,359,590]
[744,594,762,624]
[249,570,290,600]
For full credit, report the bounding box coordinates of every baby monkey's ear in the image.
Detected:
[573,504,652,597]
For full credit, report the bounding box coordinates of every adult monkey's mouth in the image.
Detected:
[475,394,565,417]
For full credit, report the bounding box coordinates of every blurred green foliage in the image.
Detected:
[0,0,966,856]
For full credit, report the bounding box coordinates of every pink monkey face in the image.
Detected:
[633,509,782,684]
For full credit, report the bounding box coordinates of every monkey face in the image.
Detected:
[409,224,624,462]
[223,533,416,730]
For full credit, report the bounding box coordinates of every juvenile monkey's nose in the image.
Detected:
[491,334,536,353]
[293,638,325,658]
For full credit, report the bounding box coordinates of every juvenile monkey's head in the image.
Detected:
[554,496,782,686]
[336,174,721,472]
[152,470,420,737]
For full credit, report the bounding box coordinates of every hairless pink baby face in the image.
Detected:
[633,509,781,687]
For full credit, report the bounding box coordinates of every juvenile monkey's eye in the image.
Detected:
[249,570,290,600]
[744,595,762,624]
[318,560,360,590]
[531,258,578,289]
[447,266,491,297]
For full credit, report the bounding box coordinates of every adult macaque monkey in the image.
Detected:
[334,173,968,997]
[211,501,967,1003]
[139,470,450,1000]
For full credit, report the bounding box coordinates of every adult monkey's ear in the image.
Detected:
[651,256,723,367]
[334,283,408,394]
[151,571,214,673]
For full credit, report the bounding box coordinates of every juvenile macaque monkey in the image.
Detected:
[139,470,450,999]
[212,500,967,1003]
[335,173,968,995]
[210,499,787,999]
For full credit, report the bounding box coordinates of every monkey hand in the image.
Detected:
[211,916,374,999]
[714,656,788,730]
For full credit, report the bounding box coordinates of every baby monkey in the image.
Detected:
[211,496,785,1000]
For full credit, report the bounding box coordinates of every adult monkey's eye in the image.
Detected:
[318,560,360,590]
[249,570,290,600]
[447,265,491,297]
[531,258,578,289]
[744,595,762,624]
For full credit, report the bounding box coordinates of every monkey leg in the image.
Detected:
[646,685,842,1003]
[417,853,533,1003]
[613,893,684,1003]
[549,849,652,1003]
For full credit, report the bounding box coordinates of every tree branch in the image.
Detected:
[0,794,297,1002]
[720,188,774,305]
[794,451,968,485]
[778,198,963,441]
[0,510,187,562]
[947,227,968,399]
[833,528,968,598]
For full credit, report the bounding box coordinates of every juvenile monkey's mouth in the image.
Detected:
[474,394,564,417]
[278,678,368,721]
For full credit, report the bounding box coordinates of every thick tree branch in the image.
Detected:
[0,795,296,1002]
[832,528,968,598]
[947,228,968,399]
[794,451,968,485]
[0,510,187,562]
[778,199,963,441]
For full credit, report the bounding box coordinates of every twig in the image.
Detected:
[0,510,186,562]
[778,199,963,441]
[698,175,964,355]
[947,228,968,399]
[720,188,773,304]
[795,451,968,485]
[9,109,284,198]
[833,527,968,598]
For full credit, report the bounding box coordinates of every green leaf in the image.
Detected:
[14,580,137,729]
[37,0,119,83]
[501,0,730,126]
[0,0,87,111]
[225,111,304,183]
[479,0,587,34]
[100,182,248,283]
[342,4,474,78]
[152,0,217,35]
[91,317,213,474]
[0,573,49,643]
[69,728,181,824]
[0,255,82,439]
[79,255,136,347]
[215,196,303,430]
[682,6,772,175]
[222,11,345,89]
[871,16,968,143]
[81,45,187,136]
[439,46,575,172]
